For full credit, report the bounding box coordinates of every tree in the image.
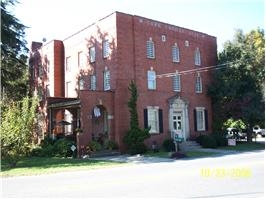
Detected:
[208,28,265,142]
[123,81,150,154]
[1,97,38,167]
[1,0,29,100]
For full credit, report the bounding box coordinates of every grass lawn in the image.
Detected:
[218,141,265,151]
[0,157,126,177]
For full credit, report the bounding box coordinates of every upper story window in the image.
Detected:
[173,73,181,92]
[146,38,155,59]
[89,46,96,63]
[102,40,109,58]
[195,73,202,93]
[147,68,156,90]
[172,43,180,63]
[78,51,86,67]
[79,78,85,90]
[66,57,71,72]
[195,47,201,66]
[90,75,96,91]
[103,68,111,91]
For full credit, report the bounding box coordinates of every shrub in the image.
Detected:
[87,141,102,152]
[162,138,175,152]
[201,135,217,148]
[195,135,205,145]
[53,138,74,157]
[212,133,227,147]
[128,143,147,155]
[104,140,118,150]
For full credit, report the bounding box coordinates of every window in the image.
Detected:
[78,51,86,67]
[90,75,96,91]
[195,48,201,66]
[147,69,156,90]
[103,69,110,91]
[194,107,208,131]
[161,35,166,42]
[146,38,155,59]
[173,74,181,92]
[144,107,163,134]
[66,81,71,97]
[172,43,180,63]
[89,46,96,63]
[79,78,85,90]
[195,73,202,93]
[66,57,71,72]
[102,40,109,58]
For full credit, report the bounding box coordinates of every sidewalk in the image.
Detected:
[92,154,174,164]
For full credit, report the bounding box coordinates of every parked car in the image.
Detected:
[226,128,247,139]
[253,125,265,137]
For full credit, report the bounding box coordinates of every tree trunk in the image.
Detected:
[246,126,253,143]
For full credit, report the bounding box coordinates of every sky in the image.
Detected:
[12,0,264,52]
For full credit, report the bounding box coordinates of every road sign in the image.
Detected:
[71,145,77,152]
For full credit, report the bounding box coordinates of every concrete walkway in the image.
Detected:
[91,148,240,164]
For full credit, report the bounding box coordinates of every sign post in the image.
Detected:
[174,133,184,152]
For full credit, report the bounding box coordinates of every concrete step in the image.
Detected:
[179,141,202,151]
[89,150,121,158]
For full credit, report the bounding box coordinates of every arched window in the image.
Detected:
[172,43,180,63]
[146,38,155,59]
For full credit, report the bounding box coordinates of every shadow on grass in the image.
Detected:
[1,157,123,172]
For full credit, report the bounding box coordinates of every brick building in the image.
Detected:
[29,12,217,154]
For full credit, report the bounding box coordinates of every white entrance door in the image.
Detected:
[172,112,184,137]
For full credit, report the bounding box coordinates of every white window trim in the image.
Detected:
[172,43,180,63]
[173,74,181,92]
[147,106,159,134]
[147,69,156,90]
[196,74,203,93]
[103,69,111,91]
[103,40,109,58]
[195,107,206,131]
[195,47,201,66]
[146,38,155,59]
[89,46,96,63]
[90,75,96,91]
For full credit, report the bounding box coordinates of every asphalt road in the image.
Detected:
[1,151,264,199]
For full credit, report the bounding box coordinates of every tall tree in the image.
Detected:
[123,81,150,154]
[208,28,265,142]
[1,0,29,100]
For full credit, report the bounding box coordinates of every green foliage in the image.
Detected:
[104,139,118,150]
[162,138,176,152]
[87,141,102,152]
[212,133,228,147]
[223,118,246,130]
[123,81,150,155]
[208,28,265,135]
[201,135,217,149]
[1,0,29,100]
[196,134,227,147]
[1,97,38,167]
[30,137,75,157]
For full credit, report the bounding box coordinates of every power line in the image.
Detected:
[156,60,241,78]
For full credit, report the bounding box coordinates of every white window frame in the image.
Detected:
[146,38,155,59]
[90,75,96,91]
[103,69,111,91]
[147,106,159,134]
[147,69,156,90]
[66,56,71,72]
[172,43,180,63]
[195,47,201,66]
[79,78,85,90]
[173,74,181,92]
[196,73,202,93]
[196,107,206,131]
[89,46,96,63]
[102,40,109,58]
